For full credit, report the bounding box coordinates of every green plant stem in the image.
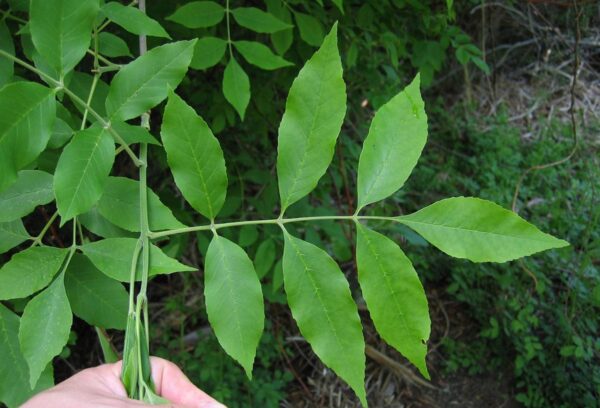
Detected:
[0,49,142,166]
[225,0,233,57]
[149,215,398,239]
[30,211,59,246]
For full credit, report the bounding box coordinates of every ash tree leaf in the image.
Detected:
[19,272,72,387]
[222,57,250,120]
[294,12,324,47]
[110,122,160,146]
[265,0,293,55]
[54,125,115,223]
[397,197,570,262]
[69,72,110,118]
[277,24,346,212]
[101,2,170,38]
[205,235,264,378]
[48,118,74,149]
[0,246,68,301]
[0,82,56,192]
[97,32,132,58]
[233,41,293,70]
[98,176,185,232]
[0,304,54,408]
[65,254,128,329]
[0,20,15,87]
[282,232,366,406]
[356,224,430,378]
[166,2,225,28]
[29,0,99,77]
[78,207,137,239]
[190,37,227,70]
[161,91,228,220]
[231,7,293,34]
[105,40,196,122]
[357,74,427,210]
[0,220,30,254]
[254,238,276,279]
[0,170,54,222]
[331,0,344,14]
[81,238,196,282]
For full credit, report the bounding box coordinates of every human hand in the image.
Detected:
[21,357,226,408]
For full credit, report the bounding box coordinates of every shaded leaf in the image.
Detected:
[69,72,110,118]
[205,235,264,378]
[234,41,293,70]
[102,2,169,38]
[97,32,132,57]
[0,171,53,222]
[54,125,115,223]
[0,220,30,254]
[166,2,225,28]
[161,91,228,219]
[105,40,195,121]
[397,197,569,262]
[357,74,427,209]
[190,37,227,70]
[79,206,137,239]
[282,232,366,405]
[255,238,276,279]
[0,247,68,301]
[294,12,324,47]
[231,7,292,34]
[277,24,345,212]
[222,57,250,120]
[356,224,430,377]
[111,122,160,145]
[0,21,15,87]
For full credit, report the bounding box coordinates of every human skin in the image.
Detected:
[21,357,225,408]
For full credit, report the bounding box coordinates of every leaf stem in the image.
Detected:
[149,215,398,239]
[225,0,233,57]
[30,211,59,246]
[0,49,142,166]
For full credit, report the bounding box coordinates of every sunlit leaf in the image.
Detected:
[0,171,53,222]
[222,56,250,121]
[102,2,169,38]
[190,37,227,70]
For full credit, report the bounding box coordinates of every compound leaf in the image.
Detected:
[0,246,68,301]
[166,2,225,28]
[29,0,99,77]
[54,125,115,223]
[356,224,430,378]
[98,176,186,232]
[397,197,569,262]
[234,41,293,70]
[0,304,53,408]
[222,57,250,120]
[282,232,366,406]
[205,235,264,378]
[105,40,195,121]
[19,272,72,387]
[231,7,292,34]
[357,74,427,209]
[277,24,345,212]
[0,82,55,192]
[81,238,195,282]
[102,2,169,38]
[65,254,128,329]
[0,170,54,223]
[162,91,228,220]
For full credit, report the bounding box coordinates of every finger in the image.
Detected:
[149,357,225,408]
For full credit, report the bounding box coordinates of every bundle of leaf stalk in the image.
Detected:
[0,1,568,407]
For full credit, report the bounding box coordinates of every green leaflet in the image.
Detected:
[54,125,115,223]
[29,0,99,77]
[222,57,250,120]
[48,118,74,149]
[357,74,427,210]
[397,197,570,262]
[81,238,195,282]
[356,224,430,378]
[105,40,195,121]
[294,12,324,47]
[277,24,346,212]
[161,91,228,220]
[0,220,30,254]
[331,0,344,13]
[265,0,293,55]
[231,7,293,34]
[233,41,293,70]
[79,206,137,239]
[166,1,225,28]
[65,254,128,329]
[190,37,227,70]
[98,176,186,232]
[0,304,53,408]
[0,82,55,192]
[0,247,68,300]
[0,20,15,87]
[101,2,170,38]
[282,232,366,406]
[97,32,132,58]
[254,238,276,279]
[110,122,160,146]
[96,327,119,363]
[19,272,72,387]
[0,170,54,222]
[69,72,110,118]
[205,235,264,378]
